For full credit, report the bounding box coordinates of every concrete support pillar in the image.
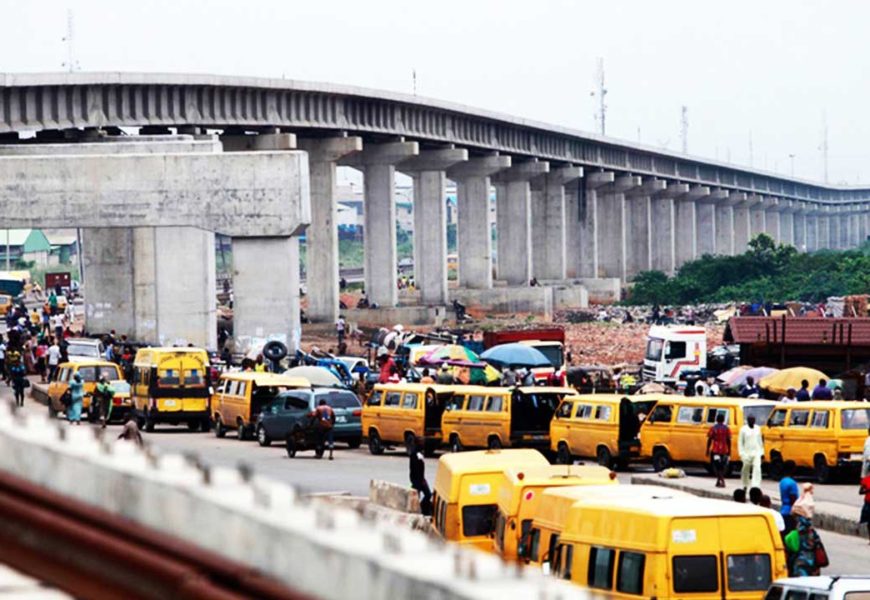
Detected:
[531,166,582,280]
[818,213,831,249]
[231,236,300,352]
[596,175,640,280]
[624,178,665,278]
[141,227,217,348]
[675,186,708,267]
[298,136,363,322]
[793,210,807,251]
[578,172,615,278]
[858,210,869,245]
[84,227,216,348]
[715,192,741,256]
[779,206,795,247]
[447,155,511,289]
[765,200,781,242]
[695,191,721,256]
[83,227,135,336]
[750,202,767,239]
[342,141,419,307]
[399,148,468,305]
[806,214,819,251]
[848,211,860,247]
[733,203,751,253]
[651,183,688,274]
[493,159,549,285]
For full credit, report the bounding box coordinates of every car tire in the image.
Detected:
[257,425,271,447]
[214,416,226,438]
[368,430,384,455]
[237,422,250,441]
[652,448,672,472]
[286,436,297,458]
[263,340,288,362]
[450,435,463,454]
[596,446,613,469]
[346,437,362,450]
[556,443,572,465]
[487,436,502,450]
[814,454,832,484]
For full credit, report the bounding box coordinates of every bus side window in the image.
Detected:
[649,404,672,424]
[588,546,615,590]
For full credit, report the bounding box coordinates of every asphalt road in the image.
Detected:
[3,382,867,576]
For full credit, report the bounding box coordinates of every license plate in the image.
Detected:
[336,415,347,423]
[524,434,546,440]
[850,453,864,461]
[163,400,177,407]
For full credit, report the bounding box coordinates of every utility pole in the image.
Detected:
[61,9,80,72]
[820,111,829,183]
[680,106,688,154]
[590,58,607,135]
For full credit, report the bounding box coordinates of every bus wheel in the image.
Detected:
[214,416,226,438]
[596,446,613,469]
[237,421,250,441]
[814,454,832,484]
[556,443,572,465]
[368,431,384,455]
[487,436,502,450]
[652,448,671,472]
[450,435,463,453]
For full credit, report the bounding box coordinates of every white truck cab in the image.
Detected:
[765,576,870,600]
[642,325,707,383]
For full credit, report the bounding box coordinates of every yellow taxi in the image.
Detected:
[47,360,131,422]
[765,401,870,483]
[431,448,549,551]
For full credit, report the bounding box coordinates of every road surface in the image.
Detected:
[4,382,867,576]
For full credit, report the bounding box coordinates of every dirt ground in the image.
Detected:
[301,313,726,368]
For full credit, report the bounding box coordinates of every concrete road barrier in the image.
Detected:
[370,479,422,514]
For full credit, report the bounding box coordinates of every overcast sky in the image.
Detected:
[1,0,868,184]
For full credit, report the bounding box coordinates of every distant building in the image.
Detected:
[0,229,52,267]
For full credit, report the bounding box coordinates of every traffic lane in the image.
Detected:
[143,426,437,497]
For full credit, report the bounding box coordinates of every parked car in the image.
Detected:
[256,387,362,448]
[65,337,105,363]
[765,576,870,599]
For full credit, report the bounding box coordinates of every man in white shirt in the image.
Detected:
[47,340,62,381]
[738,414,764,490]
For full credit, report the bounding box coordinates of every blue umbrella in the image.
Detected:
[480,343,552,369]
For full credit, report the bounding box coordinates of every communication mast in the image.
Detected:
[61,9,80,72]
[680,106,688,154]
[590,58,607,135]
[820,111,829,183]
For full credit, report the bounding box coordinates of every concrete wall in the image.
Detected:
[0,403,579,600]
[450,287,553,319]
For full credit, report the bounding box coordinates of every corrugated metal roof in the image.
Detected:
[726,317,870,346]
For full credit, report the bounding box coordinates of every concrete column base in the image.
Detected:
[232,237,300,354]
[450,287,554,320]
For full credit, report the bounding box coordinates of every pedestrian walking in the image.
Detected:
[10,360,27,408]
[860,471,870,544]
[811,379,833,400]
[862,425,870,479]
[47,338,61,381]
[48,290,58,315]
[35,338,48,383]
[409,436,432,516]
[311,398,335,460]
[95,376,115,428]
[739,414,764,490]
[67,372,84,425]
[779,461,800,532]
[335,315,346,346]
[789,484,828,576]
[706,412,731,488]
